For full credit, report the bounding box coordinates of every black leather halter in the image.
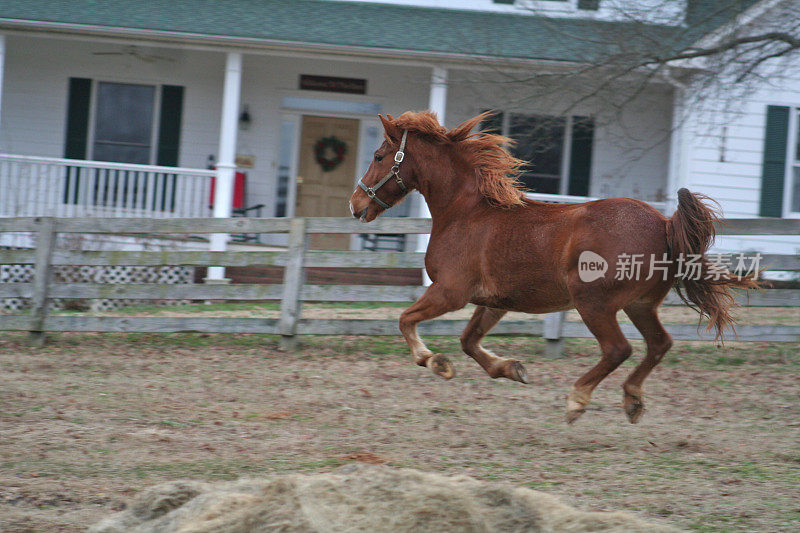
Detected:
[357,130,409,209]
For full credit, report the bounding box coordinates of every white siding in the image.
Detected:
[0,35,431,219]
[237,55,430,216]
[0,36,224,169]
[680,62,800,255]
[446,69,673,203]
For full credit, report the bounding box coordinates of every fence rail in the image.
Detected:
[1,216,799,348]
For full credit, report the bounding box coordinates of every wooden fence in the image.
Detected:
[1,216,799,350]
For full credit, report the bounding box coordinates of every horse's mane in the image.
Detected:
[387,111,526,207]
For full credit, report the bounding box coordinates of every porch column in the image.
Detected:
[206,52,242,282]
[665,85,687,215]
[417,66,447,285]
[0,35,5,130]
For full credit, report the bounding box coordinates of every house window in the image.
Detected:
[509,114,565,194]
[482,111,594,196]
[92,82,156,164]
[63,78,184,210]
[790,109,800,214]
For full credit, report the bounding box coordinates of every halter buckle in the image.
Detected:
[366,188,376,198]
[394,151,404,163]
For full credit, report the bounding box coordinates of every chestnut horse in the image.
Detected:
[349,111,757,424]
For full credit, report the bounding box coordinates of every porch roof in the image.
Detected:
[0,0,757,65]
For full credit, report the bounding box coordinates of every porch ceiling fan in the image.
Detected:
[92,45,174,63]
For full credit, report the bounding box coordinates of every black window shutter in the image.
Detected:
[759,105,789,217]
[567,116,594,197]
[156,85,184,166]
[578,0,600,10]
[64,78,91,159]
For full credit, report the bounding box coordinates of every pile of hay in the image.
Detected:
[91,464,680,532]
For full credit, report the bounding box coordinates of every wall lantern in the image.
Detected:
[239,105,252,131]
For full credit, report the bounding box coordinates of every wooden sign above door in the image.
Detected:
[299,75,367,95]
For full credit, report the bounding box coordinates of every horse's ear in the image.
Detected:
[379,114,402,144]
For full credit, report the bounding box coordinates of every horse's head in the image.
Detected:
[349,114,416,222]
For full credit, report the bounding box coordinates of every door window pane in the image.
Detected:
[509,113,565,194]
[275,119,297,217]
[93,82,155,164]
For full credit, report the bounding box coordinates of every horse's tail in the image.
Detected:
[666,188,760,340]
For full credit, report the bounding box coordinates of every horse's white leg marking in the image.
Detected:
[402,322,433,364]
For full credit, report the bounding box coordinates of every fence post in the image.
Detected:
[279,217,307,351]
[29,217,56,346]
[543,311,565,357]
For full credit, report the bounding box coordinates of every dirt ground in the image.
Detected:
[1,329,799,532]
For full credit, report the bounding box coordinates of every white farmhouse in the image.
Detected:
[0,0,797,256]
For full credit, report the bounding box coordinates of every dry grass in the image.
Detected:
[0,331,798,532]
[89,465,680,532]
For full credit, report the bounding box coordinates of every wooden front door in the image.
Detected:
[295,115,360,250]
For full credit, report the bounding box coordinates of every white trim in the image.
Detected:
[285,111,300,221]
[0,34,5,132]
[280,96,382,118]
[525,191,668,212]
[665,86,686,214]
[150,84,162,165]
[0,153,214,175]
[208,51,243,281]
[559,115,573,195]
[278,115,300,219]
[354,118,382,250]
[86,80,97,160]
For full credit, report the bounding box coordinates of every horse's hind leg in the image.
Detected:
[399,283,469,379]
[621,302,673,424]
[460,306,528,383]
[567,305,632,424]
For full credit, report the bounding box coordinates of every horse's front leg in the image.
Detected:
[460,306,529,383]
[399,283,470,379]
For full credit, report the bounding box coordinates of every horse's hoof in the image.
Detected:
[427,354,455,380]
[565,396,587,424]
[624,399,645,424]
[507,360,529,384]
[565,407,586,425]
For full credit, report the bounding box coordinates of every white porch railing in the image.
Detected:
[0,154,216,218]
[525,192,668,213]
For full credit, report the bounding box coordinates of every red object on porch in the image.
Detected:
[209,171,246,209]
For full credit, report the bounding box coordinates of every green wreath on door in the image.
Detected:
[314,136,347,172]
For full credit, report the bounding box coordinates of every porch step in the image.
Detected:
[194,266,422,286]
